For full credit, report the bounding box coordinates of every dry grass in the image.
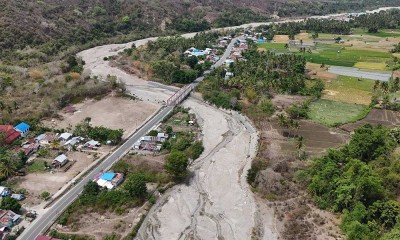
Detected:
[295,32,313,42]
[273,35,289,43]
[69,72,81,80]
[353,62,387,70]
[29,69,44,80]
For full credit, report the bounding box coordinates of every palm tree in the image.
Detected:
[381,81,389,95]
[0,155,17,179]
[373,80,380,92]
[296,136,304,159]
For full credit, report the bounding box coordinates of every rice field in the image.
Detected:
[308,99,368,126]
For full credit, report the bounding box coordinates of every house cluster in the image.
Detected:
[0,186,24,201]
[217,36,233,48]
[184,47,220,64]
[0,209,22,238]
[132,132,169,152]
[0,122,31,145]
[93,172,124,190]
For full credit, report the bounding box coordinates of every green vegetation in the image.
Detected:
[73,119,123,144]
[214,8,269,28]
[329,75,375,92]
[257,43,288,52]
[304,48,392,67]
[0,196,21,212]
[119,33,218,84]
[164,151,189,180]
[301,125,400,239]
[26,160,47,173]
[308,99,368,126]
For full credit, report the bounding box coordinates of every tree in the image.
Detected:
[148,130,158,136]
[123,174,147,198]
[83,181,100,196]
[112,161,131,175]
[0,197,21,212]
[296,136,304,159]
[0,154,17,179]
[165,151,189,180]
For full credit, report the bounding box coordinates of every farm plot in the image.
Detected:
[308,99,368,127]
[322,75,375,105]
[304,48,392,67]
[340,109,400,132]
[257,43,290,53]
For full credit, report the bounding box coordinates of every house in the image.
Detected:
[0,227,9,240]
[225,72,234,80]
[35,133,56,146]
[10,194,24,201]
[36,236,62,240]
[84,140,101,149]
[14,122,30,138]
[58,133,72,142]
[157,133,169,142]
[53,154,68,168]
[93,172,124,190]
[133,141,141,150]
[0,187,9,197]
[0,210,21,228]
[64,137,81,149]
[0,125,20,145]
[19,141,40,157]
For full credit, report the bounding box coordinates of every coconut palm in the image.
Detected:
[0,155,17,179]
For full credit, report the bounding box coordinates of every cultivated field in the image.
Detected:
[308,99,367,126]
[43,95,159,138]
[340,109,400,132]
[322,75,375,105]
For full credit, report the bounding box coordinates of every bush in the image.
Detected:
[123,174,147,198]
[165,151,189,180]
[0,197,21,212]
[185,141,204,160]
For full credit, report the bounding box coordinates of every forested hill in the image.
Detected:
[0,0,399,61]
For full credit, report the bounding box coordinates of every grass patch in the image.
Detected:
[303,48,392,67]
[323,75,375,105]
[354,62,387,70]
[309,99,368,126]
[257,43,289,52]
[26,160,47,173]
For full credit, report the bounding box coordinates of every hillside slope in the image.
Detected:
[1,0,399,59]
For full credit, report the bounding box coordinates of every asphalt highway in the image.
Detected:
[18,106,174,240]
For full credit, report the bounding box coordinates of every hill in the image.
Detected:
[1,0,399,63]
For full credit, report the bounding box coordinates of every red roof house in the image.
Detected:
[0,125,20,145]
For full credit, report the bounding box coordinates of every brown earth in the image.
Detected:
[43,95,158,138]
[340,108,400,132]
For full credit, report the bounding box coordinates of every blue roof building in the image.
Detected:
[14,122,30,137]
[100,172,116,181]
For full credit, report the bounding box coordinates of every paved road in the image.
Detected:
[18,106,174,240]
[328,66,392,81]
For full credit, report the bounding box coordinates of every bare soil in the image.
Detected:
[43,95,158,138]
[340,109,400,132]
[15,151,106,207]
[273,35,289,43]
[250,94,348,239]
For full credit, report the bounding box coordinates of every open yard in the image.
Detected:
[43,95,159,138]
[322,75,375,105]
[257,43,289,53]
[14,151,108,207]
[308,99,368,126]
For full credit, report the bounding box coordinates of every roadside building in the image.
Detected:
[93,172,124,190]
[64,137,81,150]
[52,154,69,168]
[14,122,30,138]
[84,140,101,149]
[0,210,21,228]
[0,125,20,145]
